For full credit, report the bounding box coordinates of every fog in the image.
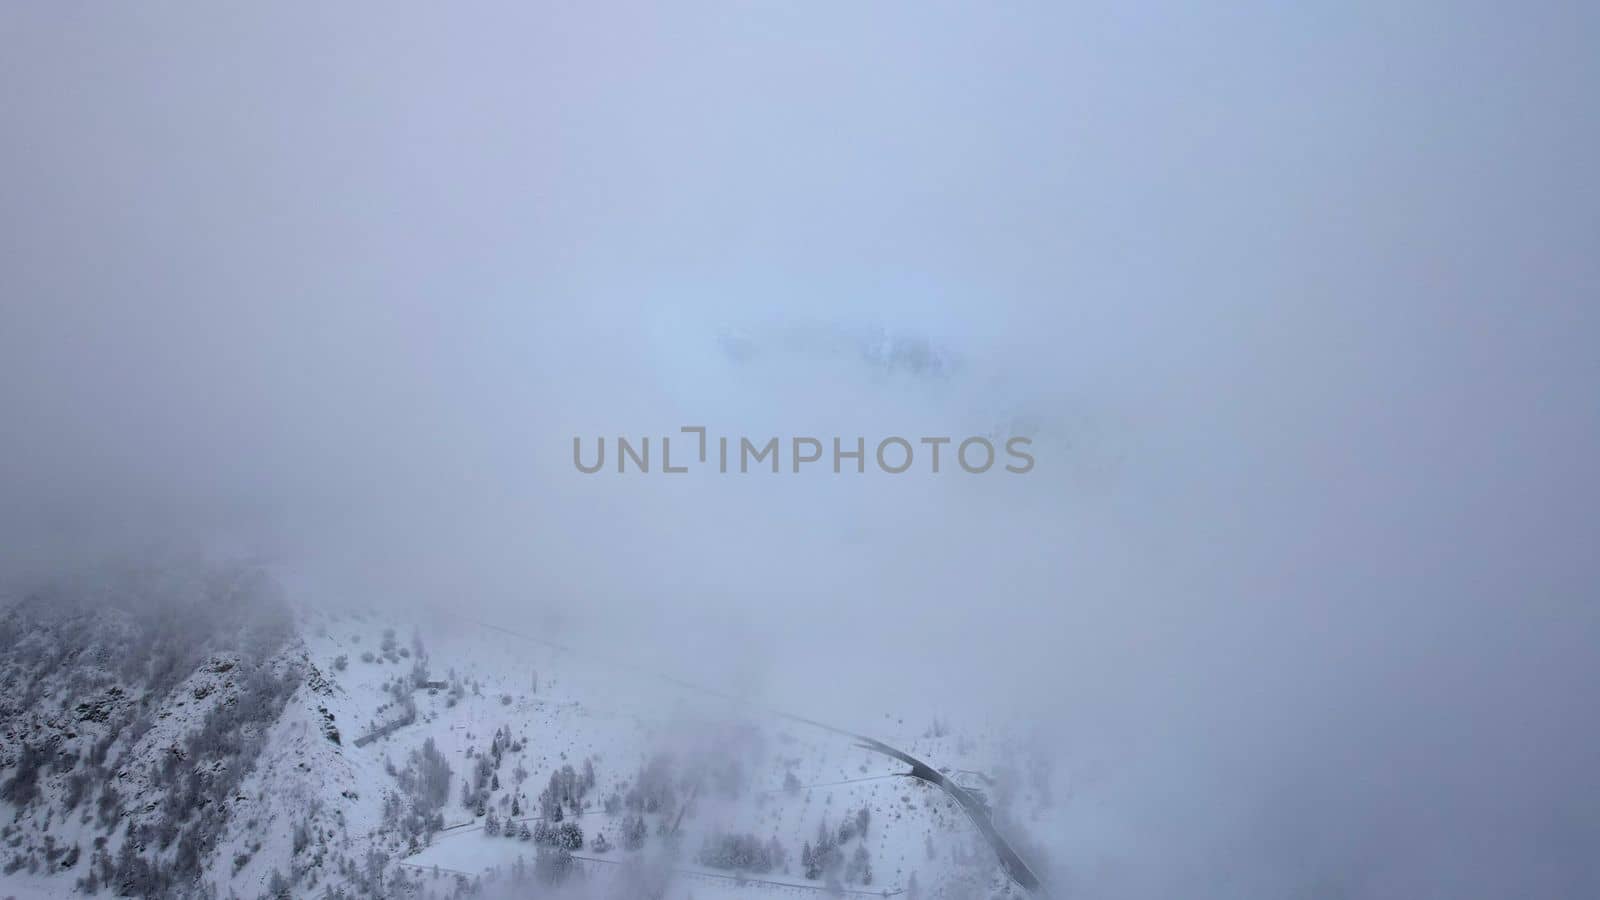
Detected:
[3,3,1597,897]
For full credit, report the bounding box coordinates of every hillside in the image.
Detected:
[0,562,1055,899]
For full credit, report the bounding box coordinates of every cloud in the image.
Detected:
[2,3,1597,896]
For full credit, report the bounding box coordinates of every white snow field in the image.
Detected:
[292,603,1050,898]
[1,572,1057,899]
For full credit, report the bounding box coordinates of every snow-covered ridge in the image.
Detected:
[1,563,1055,899]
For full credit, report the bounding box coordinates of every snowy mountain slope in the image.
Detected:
[0,562,302,897]
[1,564,1057,899]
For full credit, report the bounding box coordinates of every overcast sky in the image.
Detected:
[3,3,1598,897]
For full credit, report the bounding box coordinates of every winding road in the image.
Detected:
[851,735,1047,895]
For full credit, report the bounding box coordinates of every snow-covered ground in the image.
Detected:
[0,569,1056,899]
[290,604,1040,898]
